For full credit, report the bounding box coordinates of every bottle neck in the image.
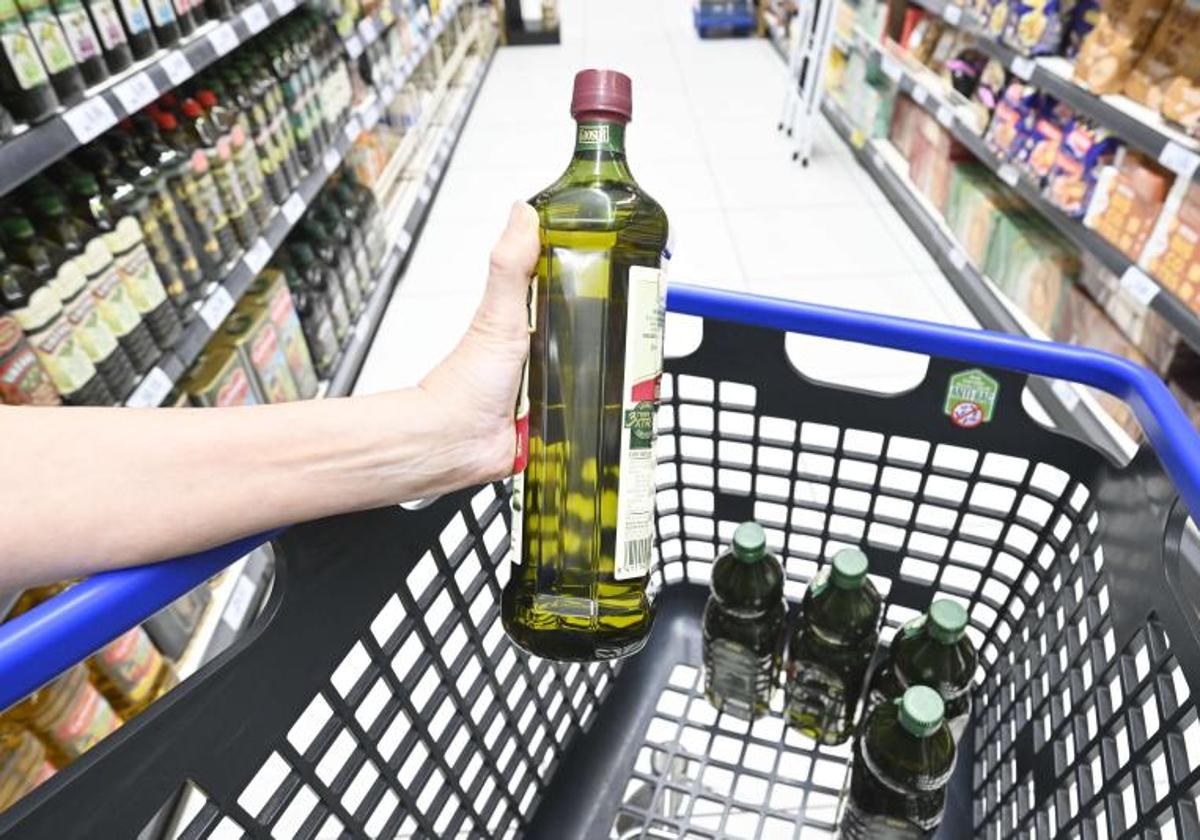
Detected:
[566,118,632,180]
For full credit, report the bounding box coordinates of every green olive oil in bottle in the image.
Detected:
[502,69,670,662]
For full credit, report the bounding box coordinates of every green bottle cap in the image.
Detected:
[0,216,34,239]
[731,522,766,563]
[830,548,868,589]
[928,599,969,644]
[899,686,944,738]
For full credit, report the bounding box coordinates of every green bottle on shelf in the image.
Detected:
[0,0,59,123]
[287,241,349,342]
[501,69,670,662]
[15,0,83,105]
[784,548,881,745]
[49,0,106,87]
[702,522,787,720]
[866,599,977,743]
[314,197,373,295]
[839,686,957,839]
[298,215,363,317]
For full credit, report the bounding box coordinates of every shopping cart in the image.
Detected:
[1,284,1199,840]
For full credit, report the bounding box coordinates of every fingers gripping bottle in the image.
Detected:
[502,69,670,662]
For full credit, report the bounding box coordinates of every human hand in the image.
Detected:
[418,201,540,483]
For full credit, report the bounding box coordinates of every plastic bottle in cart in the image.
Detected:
[502,69,670,661]
[866,599,977,744]
[4,664,122,766]
[0,718,56,812]
[784,548,881,745]
[839,686,956,839]
[0,0,60,123]
[287,241,349,341]
[49,0,106,86]
[702,522,787,720]
[81,0,130,74]
[15,0,83,104]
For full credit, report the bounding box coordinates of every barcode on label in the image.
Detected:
[625,537,652,575]
[63,97,117,143]
[208,22,238,54]
[1120,266,1160,306]
[160,51,192,85]
[126,367,173,407]
[113,73,159,114]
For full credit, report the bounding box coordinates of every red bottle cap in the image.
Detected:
[158,92,178,109]
[180,98,204,119]
[196,89,218,109]
[570,69,632,122]
[153,111,178,131]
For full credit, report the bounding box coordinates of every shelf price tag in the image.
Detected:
[418,183,432,204]
[271,0,295,14]
[199,286,235,330]
[126,367,173,408]
[998,163,1020,187]
[208,22,239,54]
[112,73,159,114]
[63,97,117,143]
[345,33,363,58]
[1119,266,1161,306]
[911,86,929,106]
[160,51,193,85]
[1051,379,1081,411]
[323,146,340,174]
[936,104,954,127]
[397,228,413,254]
[941,3,962,25]
[850,127,866,149]
[1158,141,1200,180]
[1009,55,1036,81]
[357,15,376,42]
[343,114,361,142]
[243,238,272,275]
[380,82,395,103]
[946,247,968,270]
[880,54,902,82]
[363,101,381,128]
[243,4,269,33]
[282,193,305,224]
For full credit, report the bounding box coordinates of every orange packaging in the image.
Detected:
[1073,0,1172,94]
[1084,151,1173,259]
[1123,0,1200,110]
[1146,181,1200,314]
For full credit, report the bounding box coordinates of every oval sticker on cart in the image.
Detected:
[944,369,998,428]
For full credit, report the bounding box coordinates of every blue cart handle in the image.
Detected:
[1,284,1198,711]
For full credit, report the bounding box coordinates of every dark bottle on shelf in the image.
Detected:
[287,241,348,341]
[0,298,60,405]
[186,0,203,26]
[276,262,337,378]
[167,0,190,36]
[201,0,228,22]
[196,87,271,228]
[218,66,290,204]
[180,96,258,248]
[82,0,131,73]
[784,548,881,745]
[0,101,13,135]
[332,178,386,268]
[866,599,977,744]
[16,0,84,105]
[267,42,318,171]
[50,0,105,86]
[0,221,113,405]
[240,54,302,187]
[142,0,177,47]
[0,0,59,123]
[840,686,957,839]
[315,195,372,294]
[299,215,363,317]
[702,522,787,721]
[112,0,154,60]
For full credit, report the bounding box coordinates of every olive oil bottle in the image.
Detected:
[702,522,787,720]
[501,69,669,661]
[784,548,881,744]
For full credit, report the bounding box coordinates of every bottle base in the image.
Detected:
[502,623,651,662]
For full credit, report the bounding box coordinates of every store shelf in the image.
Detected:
[848,32,1200,359]
[823,99,1131,459]
[0,0,303,200]
[123,0,465,408]
[905,0,1200,183]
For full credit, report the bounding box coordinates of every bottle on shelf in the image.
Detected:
[0,719,56,813]
[16,0,84,105]
[179,95,259,249]
[286,241,349,342]
[195,86,272,229]
[238,53,303,188]
[866,599,977,744]
[332,174,386,268]
[167,0,191,37]
[201,0,228,22]
[702,521,787,720]
[217,65,291,204]
[142,0,177,48]
[298,214,364,316]
[0,0,60,124]
[502,69,669,661]
[273,262,337,378]
[0,302,60,405]
[81,0,131,73]
[314,194,373,294]
[110,0,155,60]
[0,223,114,405]
[3,663,122,766]
[49,0,105,86]
[839,685,957,839]
[784,548,881,745]
[266,38,319,171]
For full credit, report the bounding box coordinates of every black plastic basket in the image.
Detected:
[3,284,1200,840]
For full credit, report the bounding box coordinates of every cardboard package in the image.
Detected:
[1078,252,1180,372]
[180,345,263,407]
[1123,0,1200,110]
[1002,0,1070,56]
[909,116,973,212]
[889,95,924,157]
[984,215,1078,332]
[243,270,321,399]
[1146,181,1200,316]
[1084,150,1173,259]
[1073,0,1173,94]
[1163,74,1200,135]
[946,165,1027,265]
[1044,119,1122,218]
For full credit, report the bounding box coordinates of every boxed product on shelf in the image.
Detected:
[213,308,301,404]
[1077,252,1180,372]
[242,272,320,399]
[1001,0,1070,56]
[180,345,264,407]
[1084,149,1173,259]
[984,82,1038,160]
[1162,73,1199,136]
[908,109,974,211]
[889,94,924,157]
[984,214,1078,332]
[1121,0,1200,111]
[1146,181,1200,314]
[1014,97,1075,184]
[1044,118,1122,218]
[945,164,1028,264]
[1065,0,1101,55]
[1073,0,1173,94]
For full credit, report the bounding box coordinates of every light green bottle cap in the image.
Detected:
[928,599,969,644]
[731,522,766,563]
[899,686,945,738]
[830,548,868,589]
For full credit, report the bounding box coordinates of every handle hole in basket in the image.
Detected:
[783,332,930,396]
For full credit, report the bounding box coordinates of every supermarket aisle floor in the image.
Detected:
[355,0,977,396]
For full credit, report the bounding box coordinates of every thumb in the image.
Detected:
[475,201,540,340]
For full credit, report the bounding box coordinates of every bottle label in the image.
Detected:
[88,0,127,49]
[83,240,142,338]
[1,28,50,89]
[118,0,149,33]
[57,6,99,62]
[62,282,119,362]
[613,264,666,581]
[575,122,625,154]
[28,14,74,73]
[0,315,59,405]
[14,288,96,394]
[46,678,121,758]
[216,364,254,406]
[146,0,172,26]
[210,154,248,218]
[94,627,162,702]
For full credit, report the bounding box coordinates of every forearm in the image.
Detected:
[1,390,494,589]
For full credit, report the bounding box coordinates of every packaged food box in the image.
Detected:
[985,82,1038,160]
[910,117,974,212]
[180,345,263,407]
[1073,0,1172,94]
[215,307,301,405]
[243,270,320,399]
[1002,0,1068,56]
[1084,150,1173,259]
[1123,0,1200,111]
[1147,182,1200,314]
[1078,253,1180,373]
[1014,97,1075,185]
[984,214,1077,333]
[946,165,1027,265]
[1162,74,1200,136]
[1066,0,1101,56]
[889,95,924,158]
[1044,118,1122,218]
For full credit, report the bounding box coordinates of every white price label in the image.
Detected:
[282,193,305,224]
[397,229,413,253]
[429,162,441,181]
[221,575,258,631]
[1010,56,1036,81]
[208,22,238,54]
[345,33,363,58]
[199,286,235,330]
[998,163,1020,187]
[380,82,395,102]
[354,313,372,343]
[869,148,882,169]
[343,114,361,141]
[243,238,272,274]
[160,51,193,85]
[936,105,954,127]
[881,54,902,82]
[63,97,117,143]
[363,102,381,128]
[1119,266,1161,306]
[1051,379,1081,410]
[323,147,341,174]
[243,5,270,33]
[357,16,376,43]
[418,184,432,204]
[947,247,968,270]
[941,3,962,24]
[1158,142,1200,180]
[112,73,159,114]
[126,367,173,407]
[911,86,929,106]
[271,0,295,14]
